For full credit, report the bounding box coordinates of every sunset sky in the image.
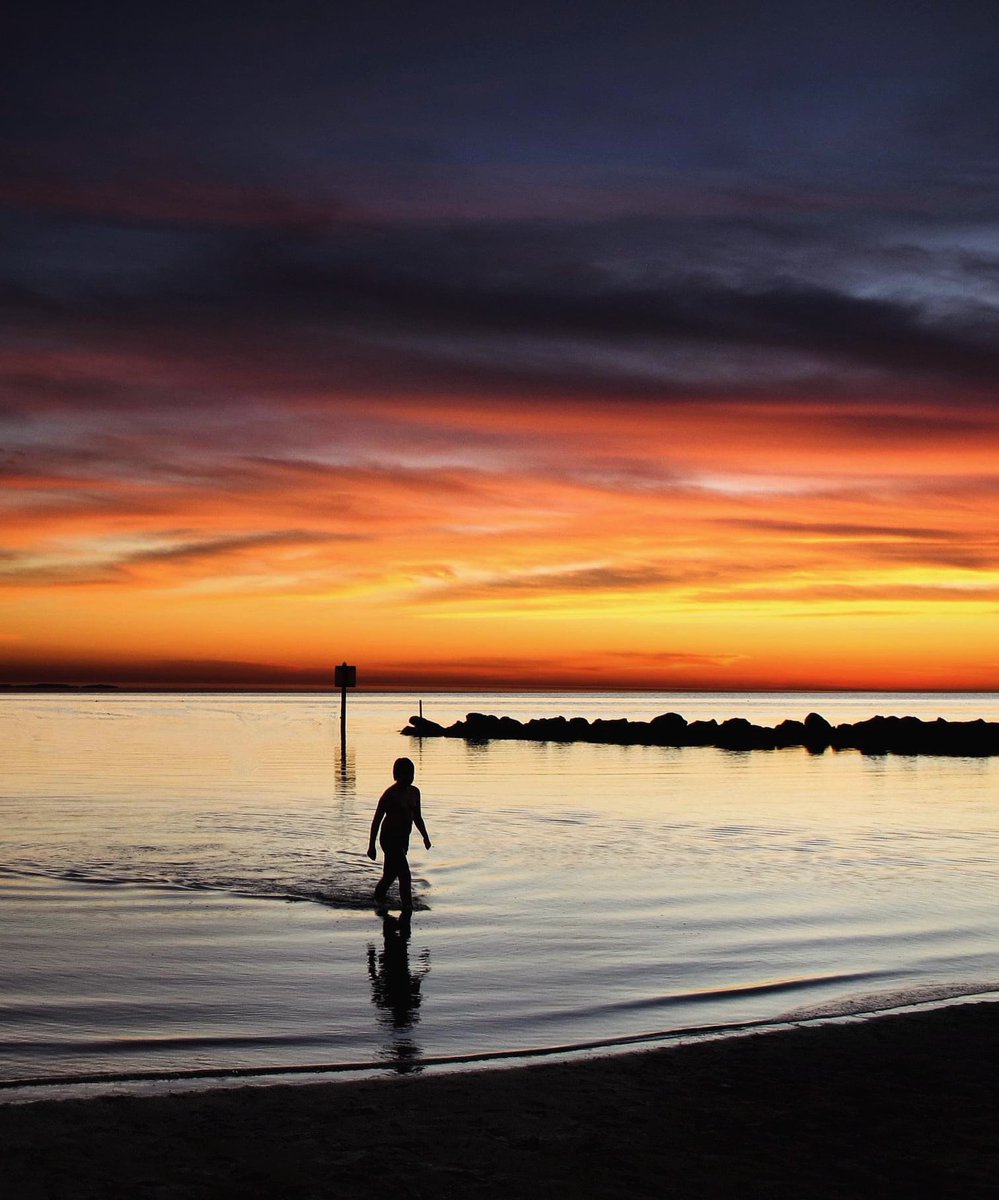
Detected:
[3,1,998,689]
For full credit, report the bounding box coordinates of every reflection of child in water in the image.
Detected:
[367,913,431,1072]
[367,913,429,1028]
[367,757,431,910]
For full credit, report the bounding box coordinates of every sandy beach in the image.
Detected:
[3,1001,998,1199]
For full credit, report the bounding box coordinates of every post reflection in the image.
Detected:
[366,911,431,1073]
[334,744,356,802]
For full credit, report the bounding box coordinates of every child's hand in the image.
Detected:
[366,846,376,861]
[423,835,432,849]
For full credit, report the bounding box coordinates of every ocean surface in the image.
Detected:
[3,690,999,1100]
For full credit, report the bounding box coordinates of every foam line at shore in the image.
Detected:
[5,988,999,1106]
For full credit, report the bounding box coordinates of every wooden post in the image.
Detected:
[334,662,357,750]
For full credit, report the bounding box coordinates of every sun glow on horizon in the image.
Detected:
[4,383,998,691]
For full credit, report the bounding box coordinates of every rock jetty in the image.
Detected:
[402,711,999,756]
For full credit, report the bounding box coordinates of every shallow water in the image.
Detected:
[3,690,999,1096]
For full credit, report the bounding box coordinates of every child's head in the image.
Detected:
[392,756,415,785]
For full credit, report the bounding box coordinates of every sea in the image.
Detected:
[3,690,999,1102]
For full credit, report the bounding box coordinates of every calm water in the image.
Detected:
[3,691,999,1099]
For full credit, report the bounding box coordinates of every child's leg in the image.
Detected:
[375,843,404,903]
[398,855,413,909]
[374,867,393,902]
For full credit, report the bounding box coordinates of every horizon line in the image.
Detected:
[2,683,996,696]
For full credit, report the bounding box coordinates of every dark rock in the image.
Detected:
[459,712,505,740]
[402,715,447,736]
[716,718,778,751]
[649,712,688,745]
[684,719,719,746]
[526,715,571,741]
[829,721,854,750]
[803,712,832,752]
[651,711,687,730]
[774,719,807,748]
[848,716,890,755]
[717,717,754,750]
[590,718,634,743]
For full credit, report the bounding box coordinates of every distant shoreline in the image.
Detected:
[0,683,122,692]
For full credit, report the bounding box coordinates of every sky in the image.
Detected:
[2,0,998,690]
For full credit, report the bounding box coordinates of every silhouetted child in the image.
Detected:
[367,756,431,910]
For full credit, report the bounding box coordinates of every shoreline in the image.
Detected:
[3,989,995,1103]
[3,1001,998,1198]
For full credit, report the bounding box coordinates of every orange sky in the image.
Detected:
[4,374,998,690]
[5,4,999,691]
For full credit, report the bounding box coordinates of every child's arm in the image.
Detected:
[411,787,432,850]
[366,793,387,860]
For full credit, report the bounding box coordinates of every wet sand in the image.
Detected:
[3,1002,998,1199]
